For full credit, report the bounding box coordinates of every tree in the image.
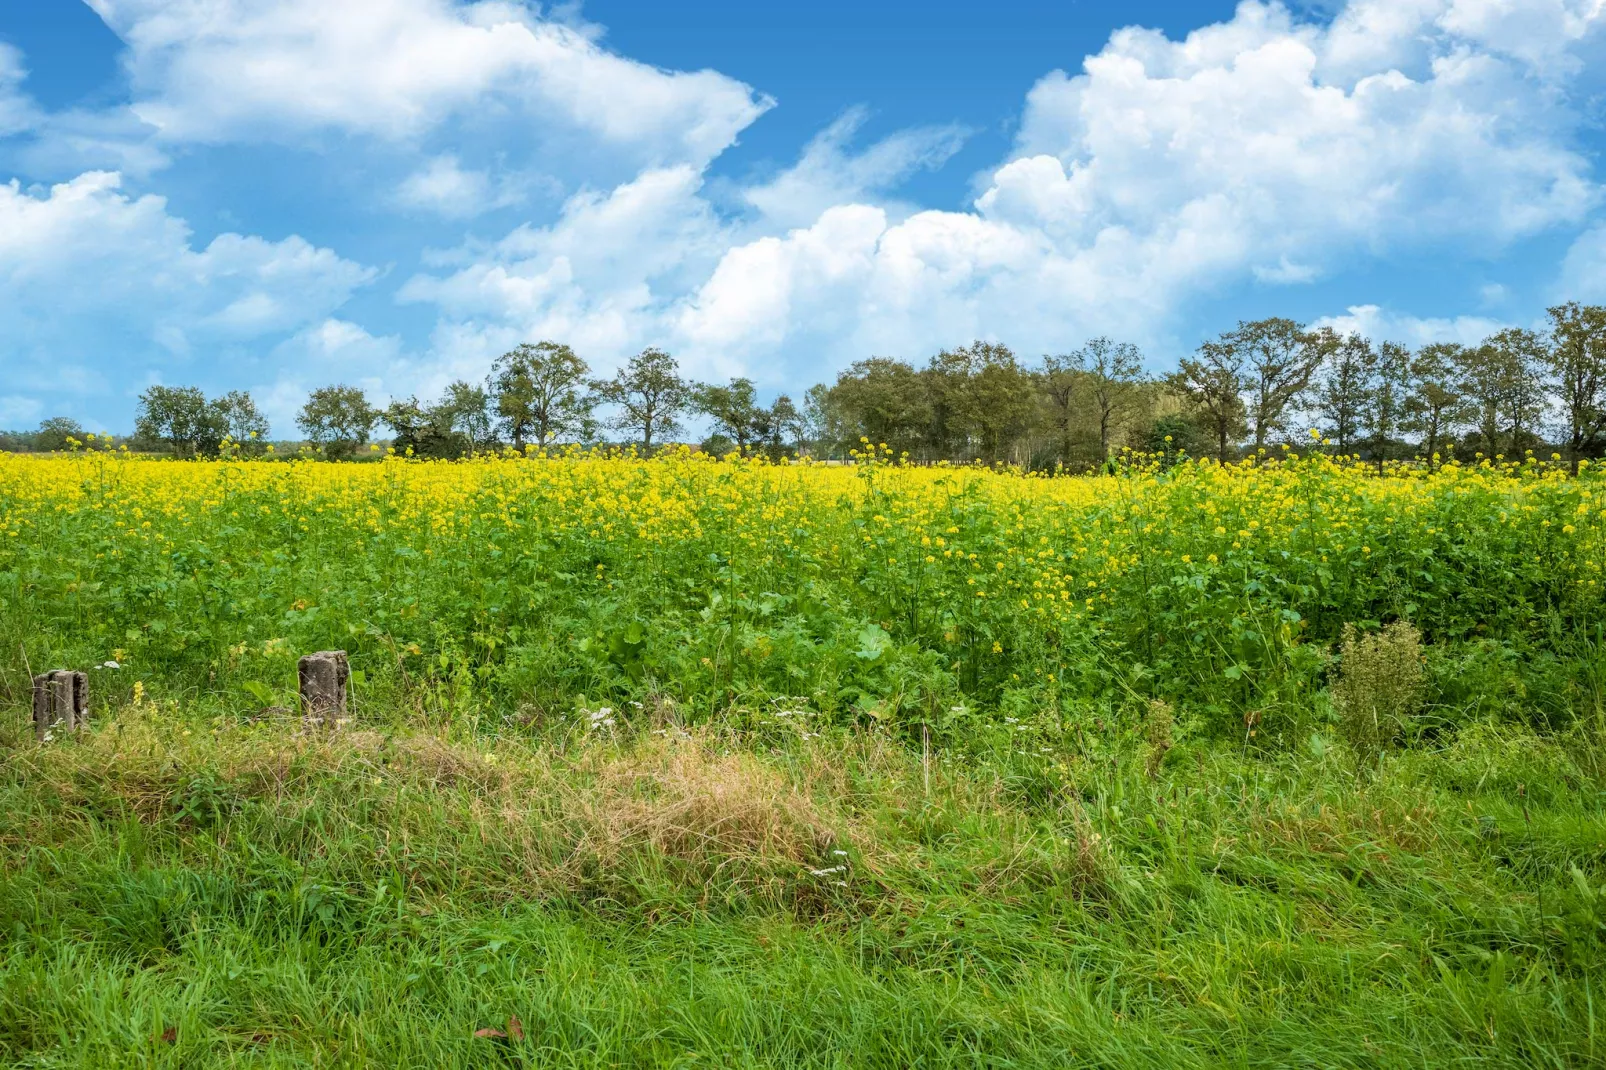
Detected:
[489,341,593,450]
[1078,337,1146,460]
[801,383,833,457]
[964,343,1037,463]
[1546,302,1606,472]
[694,378,766,454]
[921,347,976,460]
[921,341,1035,463]
[593,347,690,455]
[1362,342,1411,473]
[214,390,269,449]
[821,357,929,458]
[1459,331,1546,458]
[383,396,456,459]
[1225,318,1333,452]
[439,380,495,454]
[1403,343,1465,464]
[1315,334,1374,456]
[136,385,222,457]
[33,417,85,452]
[297,384,378,459]
[1037,353,1083,465]
[766,394,805,455]
[1170,341,1247,461]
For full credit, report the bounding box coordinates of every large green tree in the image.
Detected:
[1362,342,1411,473]
[489,341,593,450]
[694,378,767,454]
[1170,341,1247,461]
[1225,319,1333,452]
[922,341,1035,463]
[215,390,269,450]
[1546,302,1606,472]
[136,385,224,457]
[1403,343,1466,464]
[1459,331,1546,458]
[1315,334,1374,455]
[818,358,929,458]
[594,348,690,455]
[32,417,85,452]
[1036,352,1084,467]
[1079,337,1146,460]
[297,385,379,459]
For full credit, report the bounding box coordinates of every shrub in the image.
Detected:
[1332,620,1426,768]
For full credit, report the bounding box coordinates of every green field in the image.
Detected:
[2,451,1604,1067]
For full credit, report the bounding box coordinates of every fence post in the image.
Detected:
[298,650,350,728]
[72,671,88,727]
[31,670,87,740]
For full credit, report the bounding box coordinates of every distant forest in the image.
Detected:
[8,303,1606,472]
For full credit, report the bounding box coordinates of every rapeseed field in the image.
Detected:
[1,449,1603,1067]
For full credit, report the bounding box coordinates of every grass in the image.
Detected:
[1,693,1602,1067]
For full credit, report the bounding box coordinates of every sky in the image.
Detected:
[1,0,1605,435]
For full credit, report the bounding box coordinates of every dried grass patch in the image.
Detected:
[564,734,842,887]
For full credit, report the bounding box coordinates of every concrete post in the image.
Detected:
[31,669,86,740]
[297,650,350,727]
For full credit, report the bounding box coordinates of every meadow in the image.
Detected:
[1,447,1604,1067]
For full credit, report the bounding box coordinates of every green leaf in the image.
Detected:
[855,623,891,661]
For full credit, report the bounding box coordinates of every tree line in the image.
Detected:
[8,302,1606,471]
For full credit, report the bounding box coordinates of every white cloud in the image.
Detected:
[1560,223,1606,301]
[0,394,43,427]
[87,0,772,167]
[0,170,374,373]
[393,154,531,218]
[0,43,37,138]
[742,108,969,229]
[1004,2,1595,268]
[392,0,1604,387]
[1312,303,1507,346]
[401,165,735,372]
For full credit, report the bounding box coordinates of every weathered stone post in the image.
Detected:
[32,670,88,740]
[297,650,350,728]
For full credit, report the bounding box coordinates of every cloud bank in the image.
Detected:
[1,0,1604,428]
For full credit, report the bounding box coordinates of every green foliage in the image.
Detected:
[490,341,594,450]
[297,384,379,459]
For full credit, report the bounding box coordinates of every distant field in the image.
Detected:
[1,450,1604,1067]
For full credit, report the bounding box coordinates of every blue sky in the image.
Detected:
[1,0,1604,435]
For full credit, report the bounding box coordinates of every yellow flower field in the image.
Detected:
[2,448,1602,732]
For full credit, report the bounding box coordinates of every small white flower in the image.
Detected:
[98,660,120,670]
[809,865,848,876]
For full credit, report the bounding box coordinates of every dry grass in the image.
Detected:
[562,733,847,903]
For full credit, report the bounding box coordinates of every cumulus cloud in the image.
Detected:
[393,155,533,218]
[1312,303,1509,346]
[0,171,374,387]
[1560,224,1606,301]
[401,165,736,371]
[742,108,969,230]
[1001,1,1595,269]
[391,0,1603,385]
[86,0,772,167]
[0,44,35,134]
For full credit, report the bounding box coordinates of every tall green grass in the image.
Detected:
[1,695,1601,1067]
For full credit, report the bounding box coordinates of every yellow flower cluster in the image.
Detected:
[1,448,1599,709]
